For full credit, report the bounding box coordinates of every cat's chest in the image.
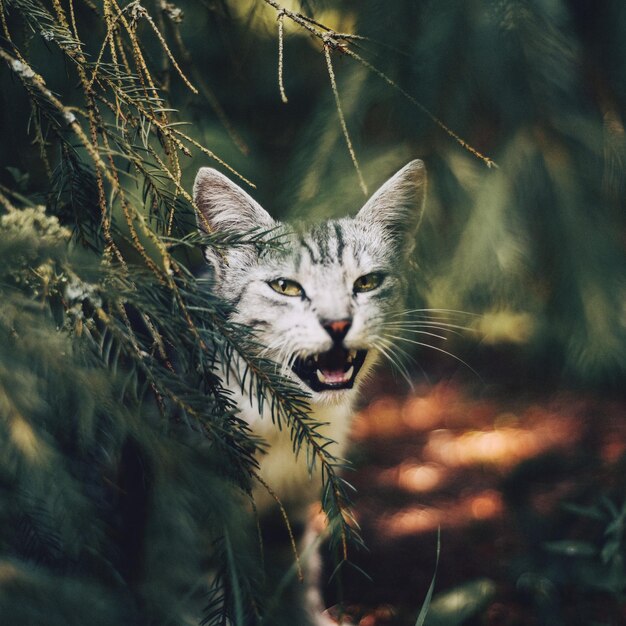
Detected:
[224,372,355,515]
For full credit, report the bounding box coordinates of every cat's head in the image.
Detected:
[194,161,426,405]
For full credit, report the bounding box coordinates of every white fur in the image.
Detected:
[194,160,426,513]
[194,162,426,624]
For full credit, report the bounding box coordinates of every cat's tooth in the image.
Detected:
[347,349,357,363]
[345,365,354,379]
[313,354,319,363]
[316,369,328,383]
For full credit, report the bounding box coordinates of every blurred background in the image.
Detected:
[3,0,626,386]
[1,0,626,624]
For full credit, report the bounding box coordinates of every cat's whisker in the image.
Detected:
[377,335,434,387]
[258,340,285,360]
[383,332,482,380]
[381,327,449,341]
[383,325,466,339]
[374,336,415,372]
[390,307,477,320]
[286,351,300,371]
[371,335,415,389]
[385,335,436,386]
[258,338,295,375]
[280,347,298,372]
[396,313,467,322]
[383,320,474,333]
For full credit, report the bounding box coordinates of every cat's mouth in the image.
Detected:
[291,347,367,392]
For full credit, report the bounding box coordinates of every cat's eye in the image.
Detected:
[353,272,384,293]
[268,278,304,297]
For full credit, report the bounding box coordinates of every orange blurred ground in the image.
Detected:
[322,380,626,626]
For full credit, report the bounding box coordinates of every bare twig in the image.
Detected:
[260,0,498,169]
[342,44,499,169]
[252,471,303,582]
[129,1,198,95]
[277,10,288,104]
[0,188,17,213]
[323,41,368,195]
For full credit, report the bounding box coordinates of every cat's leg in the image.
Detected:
[301,517,355,626]
[256,507,355,626]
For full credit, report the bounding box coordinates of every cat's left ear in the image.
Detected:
[356,159,427,254]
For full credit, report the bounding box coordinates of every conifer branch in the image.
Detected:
[160,6,250,155]
[1,0,369,616]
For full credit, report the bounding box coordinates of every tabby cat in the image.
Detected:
[193,159,427,625]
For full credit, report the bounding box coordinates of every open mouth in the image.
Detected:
[291,347,367,392]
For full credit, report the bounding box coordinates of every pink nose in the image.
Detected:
[323,319,351,343]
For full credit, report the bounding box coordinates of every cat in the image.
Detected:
[193,159,427,625]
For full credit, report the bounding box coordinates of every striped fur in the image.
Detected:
[194,161,426,625]
[195,162,425,400]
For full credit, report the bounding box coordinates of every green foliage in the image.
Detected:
[0,1,364,622]
[0,208,262,624]
[1,0,625,623]
[504,497,626,625]
[421,579,496,626]
[415,527,440,626]
[543,499,626,599]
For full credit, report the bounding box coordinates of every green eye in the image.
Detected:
[353,272,384,293]
[268,278,304,297]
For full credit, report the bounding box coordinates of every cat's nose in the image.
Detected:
[323,319,352,344]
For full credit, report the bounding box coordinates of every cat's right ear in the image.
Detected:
[194,168,275,235]
[193,167,275,267]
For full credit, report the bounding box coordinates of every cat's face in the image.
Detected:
[194,161,426,405]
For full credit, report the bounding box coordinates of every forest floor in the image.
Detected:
[321,373,626,626]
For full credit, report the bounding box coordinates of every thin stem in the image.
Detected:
[341,45,499,169]
[252,471,303,582]
[277,11,288,104]
[261,0,498,169]
[136,3,198,95]
[323,42,368,196]
[0,188,17,212]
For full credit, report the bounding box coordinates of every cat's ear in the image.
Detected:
[193,167,275,235]
[356,159,426,254]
